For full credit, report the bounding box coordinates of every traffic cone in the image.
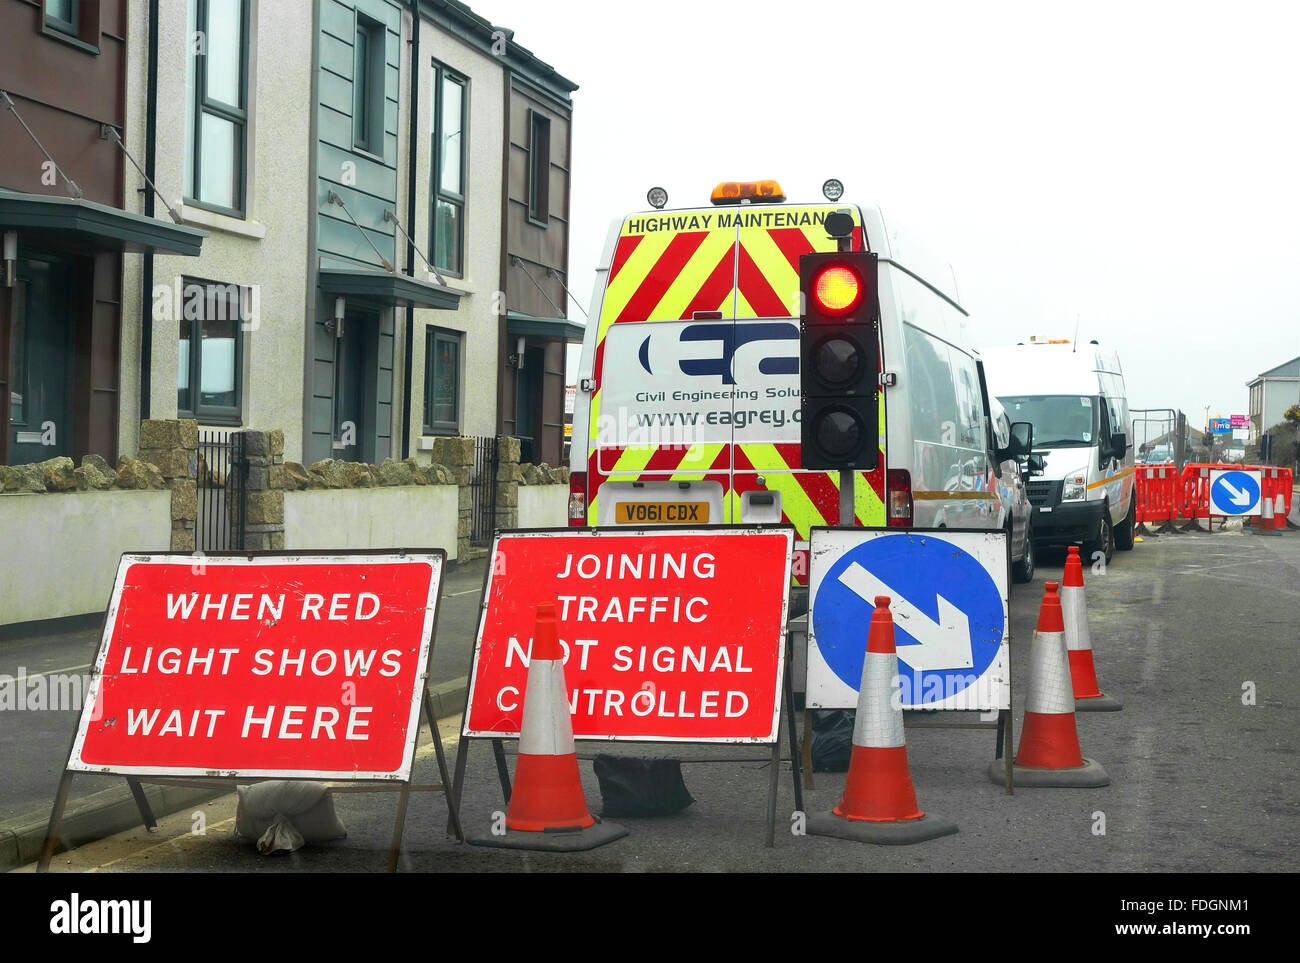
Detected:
[988,582,1109,788]
[1274,493,1288,531]
[1257,495,1280,536]
[807,596,957,845]
[469,602,627,851]
[1063,547,1121,711]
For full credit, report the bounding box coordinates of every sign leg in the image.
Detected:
[448,734,471,838]
[126,776,157,829]
[784,637,803,812]
[801,709,814,789]
[424,688,464,842]
[387,786,411,873]
[766,740,780,848]
[491,737,512,803]
[37,771,74,872]
[1003,708,1014,795]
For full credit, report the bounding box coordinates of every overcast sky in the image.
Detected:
[483,0,1300,428]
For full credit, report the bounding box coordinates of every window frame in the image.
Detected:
[43,0,78,35]
[352,13,385,158]
[430,60,467,279]
[40,0,100,54]
[186,0,251,218]
[177,277,247,427]
[422,327,461,435]
[527,109,551,227]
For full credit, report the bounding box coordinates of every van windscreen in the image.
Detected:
[1000,395,1096,448]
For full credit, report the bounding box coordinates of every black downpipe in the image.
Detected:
[401,0,419,459]
[140,0,160,421]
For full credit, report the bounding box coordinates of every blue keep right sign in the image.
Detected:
[1210,469,1262,516]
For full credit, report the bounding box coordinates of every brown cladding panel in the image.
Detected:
[0,0,128,206]
[0,97,124,206]
[0,3,128,127]
[505,202,568,273]
[540,340,565,466]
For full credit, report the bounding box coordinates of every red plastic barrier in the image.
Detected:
[1134,464,1179,523]
[1177,463,1293,522]
[1178,464,1213,519]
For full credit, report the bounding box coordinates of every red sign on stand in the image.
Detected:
[69,553,443,781]
[463,528,793,743]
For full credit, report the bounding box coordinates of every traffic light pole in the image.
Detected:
[840,469,854,525]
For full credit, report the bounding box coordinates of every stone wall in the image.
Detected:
[137,418,198,552]
[243,429,284,551]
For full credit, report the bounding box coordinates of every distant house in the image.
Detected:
[1247,355,1300,440]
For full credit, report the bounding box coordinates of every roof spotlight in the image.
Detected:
[647,187,668,210]
[822,178,844,201]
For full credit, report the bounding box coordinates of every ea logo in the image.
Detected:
[638,321,799,385]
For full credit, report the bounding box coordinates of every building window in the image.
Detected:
[44,0,78,35]
[177,279,246,426]
[431,63,466,277]
[185,0,250,216]
[528,110,551,225]
[353,15,384,155]
[423,329,460,434]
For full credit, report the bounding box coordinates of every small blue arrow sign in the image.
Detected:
[1210,470,1261,515]
[812,533,1004,704]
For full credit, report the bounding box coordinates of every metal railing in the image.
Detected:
[196,430,248,552]
[469,436,498,546]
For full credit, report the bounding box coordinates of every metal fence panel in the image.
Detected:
[196,430,248,552]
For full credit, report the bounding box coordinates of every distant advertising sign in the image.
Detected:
[1209,417,1232,434]
[1230,414,1249,428]
[463,528,793,743]
[69,553,443,780]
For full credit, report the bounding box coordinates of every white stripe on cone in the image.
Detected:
[1025,629,1075,715]
[518,659,575,757]
[853,651,905,748]
[1060,585,1093,653]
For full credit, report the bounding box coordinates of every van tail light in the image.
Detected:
[568,471,587,527]
[887,469,912,528]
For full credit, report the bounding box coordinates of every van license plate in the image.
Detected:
[615,502,709,524]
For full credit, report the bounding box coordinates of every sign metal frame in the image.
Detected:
[38,548,462,872]
[452,525,804,846]
[799,526,1015,794]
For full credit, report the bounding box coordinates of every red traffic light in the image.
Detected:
[812,264,863,316]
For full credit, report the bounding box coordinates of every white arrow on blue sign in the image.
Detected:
[806,529,1010,711]
[1209,468,1262,516]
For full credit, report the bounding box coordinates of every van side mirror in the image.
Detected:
[1009,421,1033,459]
[1023,453,1046,478]
[1109,432,1127,456]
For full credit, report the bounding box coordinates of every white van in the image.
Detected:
[979,340,1136,563]
[568,179,1030,588]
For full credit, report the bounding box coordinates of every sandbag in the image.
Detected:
[592,756,694,817]
[235,781,347,855]
[810,709,855,772]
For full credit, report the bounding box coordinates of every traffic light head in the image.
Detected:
[799,251,880,470]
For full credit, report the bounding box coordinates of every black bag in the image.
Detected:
[592,755,695,817]
[810,709,856,772]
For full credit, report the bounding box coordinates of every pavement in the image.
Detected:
[0,554,492,872]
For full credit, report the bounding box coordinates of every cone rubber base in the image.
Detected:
[467,816,628,852]
[806,810,957,845]
[1075,693,1123,712]
[987,757,1110,788]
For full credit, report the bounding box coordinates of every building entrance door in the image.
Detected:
[8,254,74,465]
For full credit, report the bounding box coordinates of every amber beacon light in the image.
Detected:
[710,179,787,205]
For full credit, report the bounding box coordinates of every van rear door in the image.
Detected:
[589,211,741,524]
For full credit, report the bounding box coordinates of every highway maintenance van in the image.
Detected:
[567,179,1014,585]
[979,339,1136,563]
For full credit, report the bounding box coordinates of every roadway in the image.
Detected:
[8,527,1298,875]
